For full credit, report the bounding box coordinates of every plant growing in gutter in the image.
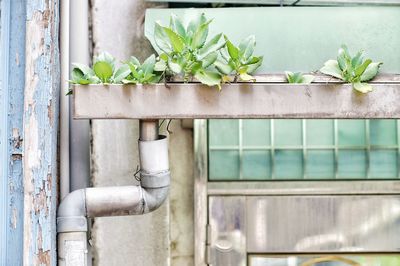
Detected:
[121,54,162,84]
[214,35,263,82]
[320,45,382,93]
[285,71,314,84]
[153,13,226,89]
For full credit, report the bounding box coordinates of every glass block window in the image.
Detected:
[208,119,400,180]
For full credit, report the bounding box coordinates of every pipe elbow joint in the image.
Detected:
[57,189,87,233]
[141,171,170,213]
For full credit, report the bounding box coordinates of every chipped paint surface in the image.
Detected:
[1,0,26,265]
[23,0,60,265]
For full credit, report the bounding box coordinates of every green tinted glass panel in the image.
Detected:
[242,120,270,147]
[242,150,271,179]
[209,119,238,146]
[209,150,239,180]
[275,119,302,147]
[370,150,398,178]
[370,120,397,146]
[306,150,335,179]
[306,120,334,146]
[274,150,303,179]
[338,120,366,147]
[338,150,367,179]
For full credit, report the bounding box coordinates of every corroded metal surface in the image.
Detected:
[73,82,400,119]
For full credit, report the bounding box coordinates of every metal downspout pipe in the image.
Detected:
[57,120,171,265]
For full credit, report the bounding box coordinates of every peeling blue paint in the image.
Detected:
[1,0,26,265]
[24,0,60,264]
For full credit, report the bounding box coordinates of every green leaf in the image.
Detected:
[142,54,156,77]
[163,26,185,53]
[337,47,348,71]
[202,51,218,68]
[187,13,207,37]
[154,22,172,54]
[95,52,115,71]
[168,60,182,74]
[238,35,255,61]
[285,71,302,83]
[355,59,372,77]
[129,56,141,67]
[353,82,373,93]
[170,14,186,38]
[224,36,239,60]
[194,70,221,87]
[246,56,263,74]
[239,72,255,82]
[320,60,344,80]
[191,20,212,49]
[128,62,140,80]
[214,60,234,75]
[93,61,113,83]
[113,64,131,83]
[154,60,167,72]
[360,62,382,82]
[220,48,230,62]
[198,33,224,59]
[71,63,94,76]
[351,50,364,68]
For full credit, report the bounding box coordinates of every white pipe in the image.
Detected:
[60,0,70,200]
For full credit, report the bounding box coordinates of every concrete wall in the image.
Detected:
[90,1,194,265]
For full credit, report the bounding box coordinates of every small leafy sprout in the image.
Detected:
[320,45,382,93]
[153,13,225,89]
[214,35,263,82]
[122,54,162,84]
[285,71,314,84]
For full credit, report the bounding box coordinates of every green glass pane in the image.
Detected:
[370,150,398,179]
[242,150,271,180]
[338,150,367,179]
[370,120,397,146]
[338,120,366,146]
[274,119,302,147]
[275,150,303,179]
[209,119,238,146]
[306,120,334,146]
[209,150,239,180]
[243,119,270,146]
[306,150,335,179]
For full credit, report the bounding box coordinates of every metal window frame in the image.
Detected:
[194,119,400,265]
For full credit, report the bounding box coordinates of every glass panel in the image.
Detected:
[306,150,335,179]
[370,120,397,146]
[370,150,398,178]
[209,150,239,180]
[249,254,400,266]
[275,119,302,147]
[338,150,367,179]
[209,119,400,180]
[338,120,366,147]
[242,150,271,180]
[209,119,238,146]
[242,119,270,147]
[274,150,303,179]
[306,120,334,146]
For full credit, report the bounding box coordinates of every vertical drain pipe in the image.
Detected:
[57,120,170,265]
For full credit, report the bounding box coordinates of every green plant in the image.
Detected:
[214,35,263,82]
[285,71,314,84]
[122,54,162,84]
[69,52,131,85]
[320,45,382,93]
[153,13,225,88]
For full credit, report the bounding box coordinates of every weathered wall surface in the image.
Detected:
[90,1,194,265]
